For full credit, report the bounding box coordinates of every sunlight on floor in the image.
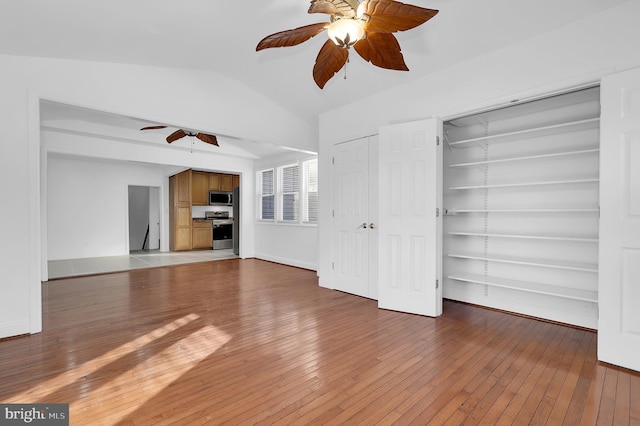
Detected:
[7,314,232,422]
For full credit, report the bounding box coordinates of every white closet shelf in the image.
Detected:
[449,178,599,190]
[448,148,600,168]
[445,208,599,214]
[448,232,598,243]
[447,117,600,147]
[447,272,598,303]
[447,252,598,272]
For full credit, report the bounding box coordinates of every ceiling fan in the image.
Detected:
[140,126,219,146]
[256,0,438,89]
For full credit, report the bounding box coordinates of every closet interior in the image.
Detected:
[443,87,600,329]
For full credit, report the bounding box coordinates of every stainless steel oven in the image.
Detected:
[205,211,233,250]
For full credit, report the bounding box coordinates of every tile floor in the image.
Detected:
[47,249,238,279]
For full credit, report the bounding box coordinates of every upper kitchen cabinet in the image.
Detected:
[209,173,234,192]
[192,171,210,206]
[192,171,240,205]
[173,169,191,205]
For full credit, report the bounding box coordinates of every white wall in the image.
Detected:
[0,54,317,339]
[254,151,319,271]
[47,157,166,260]
[254,224,318,271]
[317,1,640,287]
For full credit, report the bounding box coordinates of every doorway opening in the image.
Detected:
[128,186,161,252]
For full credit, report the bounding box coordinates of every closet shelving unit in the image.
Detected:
[448,178,599,191]
[445,273,597,303]
[443,87,600,328]
[446,208,599,214]
[447,117,599,148]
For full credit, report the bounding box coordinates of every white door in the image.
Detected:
[368,136,379,300]
[378,119,443,316]
[599,67,640,372]
[332,136,378,299]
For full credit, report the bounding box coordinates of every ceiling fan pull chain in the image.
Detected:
[344,51,350,80]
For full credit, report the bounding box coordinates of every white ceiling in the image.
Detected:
[1,0,629,157]
[40,100,308,159]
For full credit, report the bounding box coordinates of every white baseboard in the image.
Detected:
[254,253,317,271]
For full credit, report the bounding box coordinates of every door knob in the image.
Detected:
[361,223,368,229]
[369,223,376,229]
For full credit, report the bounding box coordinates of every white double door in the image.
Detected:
[332,135,379,300]
[332,119,443,317]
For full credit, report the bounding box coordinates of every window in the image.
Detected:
[256,157,318,225]
[259,169,274,220]
[302,159,318,223]
[278,163,299,221]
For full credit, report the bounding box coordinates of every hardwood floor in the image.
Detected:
[1,259,638,425]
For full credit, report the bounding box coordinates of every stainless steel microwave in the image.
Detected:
[209,191,233,206]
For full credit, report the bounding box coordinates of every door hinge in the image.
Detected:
[332,209,335,218]
[436,136,440,146]
[436,279,439,289]
[332,262,335,270]
[332,157,335,165]
[436,208,440,217]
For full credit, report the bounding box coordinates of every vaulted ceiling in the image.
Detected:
[1,0,629,125]
[2,0,632,161]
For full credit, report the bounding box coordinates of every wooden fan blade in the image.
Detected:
[308,0,358,18]
[256,22,328,51]
[354,32,408,71]
[360,0,438,33]
[313,39,349,89]
[196,133,219,146]
[140,125,168,131]
[166,129,187,143]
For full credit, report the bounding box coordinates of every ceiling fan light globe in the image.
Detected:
[327,18,365,48]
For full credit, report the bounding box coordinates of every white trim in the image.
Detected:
[438,77,603,123]
[254,254,317,272]
[28,90,43,334]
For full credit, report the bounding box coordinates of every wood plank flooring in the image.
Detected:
[1,259,638,425]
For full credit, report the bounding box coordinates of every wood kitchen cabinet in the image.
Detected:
[173,169,191,204]
[191,171,210,206]
[209,173,234,192]
[169,169,192,251]
[196,171,239,203]
[171,169,239,252]
[220,174,233,191]
[208,173,220,192]
[192,220,213,249]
